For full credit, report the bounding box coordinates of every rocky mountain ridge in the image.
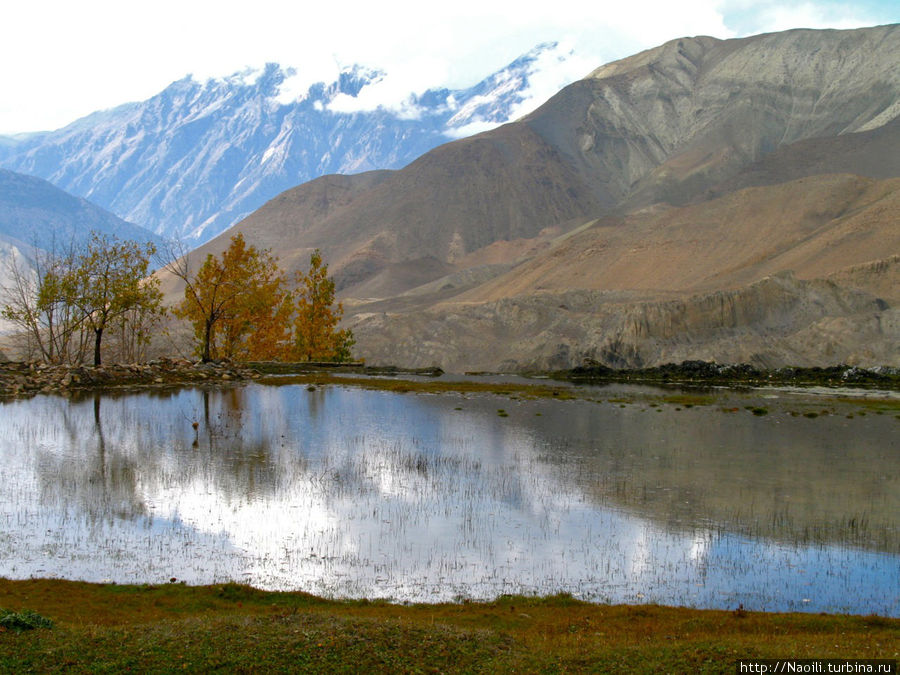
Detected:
[0,45,565,244]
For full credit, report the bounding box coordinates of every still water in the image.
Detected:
[0,381,897,615]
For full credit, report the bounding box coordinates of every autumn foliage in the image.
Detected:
[290,249,355,362]
[173,235,353,362]
[1,232,164,365]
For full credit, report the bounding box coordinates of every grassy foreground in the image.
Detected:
[0,580,897,673]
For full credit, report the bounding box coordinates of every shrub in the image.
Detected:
[0,609,53,631]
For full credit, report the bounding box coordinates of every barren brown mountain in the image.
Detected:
[182,24,900,371]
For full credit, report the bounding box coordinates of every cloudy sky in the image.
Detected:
[1,0,897,135]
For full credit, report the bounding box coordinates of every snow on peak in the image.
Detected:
[273,67,309,105]
[0,42,585,245]
[444,40,593,137]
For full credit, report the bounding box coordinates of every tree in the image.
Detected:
[110,296,166,363]
[290,249,354,362]
[2,235,161,365]
[1,242,83,363]
[65,233,164,366]
[171,233,290,362]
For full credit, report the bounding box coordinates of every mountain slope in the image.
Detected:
[0,170,161,338]
[521,25,900,210]
[181,25,900,369]
[342,173,899,370]
[450,174,900,301]
[706,116,900,198]
[194,25,899,293]
[199,123,603,297]
[0,169,161,253]
[0,45,565,243]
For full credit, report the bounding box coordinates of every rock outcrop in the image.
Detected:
[350,271,898,371]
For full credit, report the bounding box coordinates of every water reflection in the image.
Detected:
[0,383,897,616]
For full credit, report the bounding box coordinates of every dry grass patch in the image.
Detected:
[0,581,896,673]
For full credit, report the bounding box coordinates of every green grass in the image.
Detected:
[0,609,53,631]
[0,580,896,673]
[259,374,584,403]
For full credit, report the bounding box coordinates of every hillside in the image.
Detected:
[347,175,900,370]
[175,25,900,370]
[450,174,900,301]
[0,170,160,338]
[0,169,162,253]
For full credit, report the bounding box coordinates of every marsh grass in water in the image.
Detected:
[0,379,898,616]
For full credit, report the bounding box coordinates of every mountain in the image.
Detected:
[0,170,161,338]
[0,169,162,253]
[348,175,900,370]
[188,122,603,298]
[187,24,899,370]
[0,45,565,244]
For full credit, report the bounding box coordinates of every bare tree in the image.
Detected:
[1,240,85,363]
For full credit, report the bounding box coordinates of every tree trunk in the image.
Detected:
[202,319,213,362]
[93,327,103,366]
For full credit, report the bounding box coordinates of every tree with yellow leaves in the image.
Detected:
[171,233,291,362]
[290,249,355,362]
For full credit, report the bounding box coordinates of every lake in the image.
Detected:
[0,379,897,615]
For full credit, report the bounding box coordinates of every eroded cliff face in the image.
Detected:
[349,266,899,372]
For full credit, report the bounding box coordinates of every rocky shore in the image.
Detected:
[560,359,900,388]
[0,358,261,398]
[3,357,898,399]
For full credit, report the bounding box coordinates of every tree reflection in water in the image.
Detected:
[0,382,897,616]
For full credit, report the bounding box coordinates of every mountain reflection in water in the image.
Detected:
[0,382,897,616]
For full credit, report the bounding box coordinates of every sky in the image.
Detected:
[0,0,897,135]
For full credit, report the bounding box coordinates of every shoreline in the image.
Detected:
[3,357,898,400]
[1,579,896,672]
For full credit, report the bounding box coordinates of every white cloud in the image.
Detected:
[325,69,426,119]
[272,66,324,106]
[443,119,502,140]
[503,41,600,120]
[718,0,891,33]
[0,0,896,134]
[757,4,880,31]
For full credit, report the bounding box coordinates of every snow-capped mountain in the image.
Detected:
[0,43,573,244]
